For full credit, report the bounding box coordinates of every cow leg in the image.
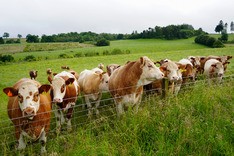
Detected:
[66,105,74,132]
[85,95,92,118]
[81,92,86,110]
[95,93,102,118]
[40,130,47,155]
[174,83,181,96]
[17,133,26,150]
[116,102,123,116]
[56,110,62,133]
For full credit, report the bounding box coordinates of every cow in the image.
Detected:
[106,64,121,76]
[109,56,164,115]
[61,66,70,70]
[50,71,79,132]
[98,63,104,70]
[150,62,185,95]
[156,58,172,66]
[46,68,52,75]
[187,56,201,67]
[78,70,109,118]
[29,70,38,80]
[204,59,227,82]
[68,70,79,80]
[208,55,232,63]
[178,59,197,83]
[3,78,51,154]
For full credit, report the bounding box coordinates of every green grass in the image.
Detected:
[0,38,233,155]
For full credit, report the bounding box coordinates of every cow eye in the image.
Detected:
[106,81,108,83]
[148,65,152,68]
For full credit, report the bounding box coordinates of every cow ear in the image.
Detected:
[65,78,75,85]
[99,72,106,79]
[227,56,232,60]
[117,65,121,68]
[70,71,76,75]
[191,57,195,61]
[156,61,160,65]
[53,73,57,76]
[211,64,216,68]
[177,63,186,70]
[200,57,206,60]
[223,61,230,66]
[159,66,166,72]
[3,87,18,97]
[216,58,221,62]
[39,85,51,94]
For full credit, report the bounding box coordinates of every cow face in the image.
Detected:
[3,82,51,119]
[51,77,74,103]
[187,56,201,66]
[99,72,109,92]
[160,62,185,82]
[140,56,164,82]
[106,64,120,76]
[211,62,224,77]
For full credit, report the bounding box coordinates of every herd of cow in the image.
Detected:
[2,54,232,154]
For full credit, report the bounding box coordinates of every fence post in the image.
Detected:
[162,78,169,99]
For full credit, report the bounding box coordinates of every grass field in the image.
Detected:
[0,37,233,155]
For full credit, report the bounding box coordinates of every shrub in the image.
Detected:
[96,38,110,46]
[23,45,31,52]
[84,51,96,57]
[206,37,216,47]
[74,52,83,57]
[213,40,225,48]
[125,49,131,54]
[221,31,228,42]
[111,48,123,55]
[0,37,4,44]
[0,54,14,62]
[24,55,36,62]
[15,39,21,43]
[103,50,110,55]
[58,53,69,58]
[6,39,15,44]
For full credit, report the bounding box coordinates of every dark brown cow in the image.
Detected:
[3,78,51,154]
[50,71,79,132]
[109,56,164,115]
[29,70,38,80]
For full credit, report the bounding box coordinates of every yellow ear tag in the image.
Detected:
[42,91,47,95]
[194,68,197,70]
[69,83,73,87]
[179,69,186,72]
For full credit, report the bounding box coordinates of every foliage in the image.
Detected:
[213,40,225,48]
[221,30,228,42]
[195,35,224,48]
[111,48,123,55]
[0,37,4,44]
[26,34,39,43]
[96,38,110,46]
[17,34,22,39]
[0,54,14,62]
[215,20,224,34]
[58,53,69,58]
[24,55,36,62]
[3,32,9,39]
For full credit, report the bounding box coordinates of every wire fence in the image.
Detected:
[0,71,233,154]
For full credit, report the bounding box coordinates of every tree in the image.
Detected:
[221,30,228,42]
[3,32,9,39]
[231,21,234,33]
[96,38,110,46]
[17,34,22,39]
[215,24,223,34]
[26,34,39,43]
[0,37,4,44]
[224,23,228,30]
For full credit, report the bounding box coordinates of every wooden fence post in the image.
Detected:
[162,78,169,99]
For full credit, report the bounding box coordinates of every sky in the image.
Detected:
[0,0,234,38]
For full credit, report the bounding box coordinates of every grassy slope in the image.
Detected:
[0,38,233,155]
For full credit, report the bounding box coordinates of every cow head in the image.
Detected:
[156,58,171,66]
[98,63,104,70]
[139,56,164,84]
[99,72,110,92]
[187,56,201,67]
[3,82,51,120]
[106,64,121,76]
[160,62,185,82]
[223,61,230,73]
[51,76,74,103]
[218,55,233,63]
[211,62,224,77]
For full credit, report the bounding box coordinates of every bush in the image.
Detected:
[6,39,15,44]
[213,40,225,48]
[111,48,123,55]
[24,55,36,62]
[23,45,31,52]
[103,50,110,55]
[206,37,216,47]
[84,51,96,57]
[74,52,83,57]
[0,54,14,62]
[221,31,228,42]
[0,37,4,44]
[15,39,21,43]
[96,38,110,46]
[58,53,69,58]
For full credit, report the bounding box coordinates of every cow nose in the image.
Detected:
[24,108,35,116]
[161,73,164,78]
[172,76,178,80]
[54,98,62,103]
[219,73,223,76]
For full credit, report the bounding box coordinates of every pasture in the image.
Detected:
[0,37,233,155]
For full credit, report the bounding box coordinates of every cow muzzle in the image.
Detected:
[23,107,36,119]
[54,98,63,103]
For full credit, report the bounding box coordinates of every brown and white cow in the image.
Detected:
[109,56,164,115]
[208,55,232,63]
[50,71,79,132]
[98,63,104,70]
[156,58,172,66]
[78,70,109,118]
[29,70,38,80]
[46,68,52,75]
[61,66,70,70]
[3,78,51,154]
[204,59,228,82]
[106,64,121,76]
[150,62,185,95]
[178,59,197,83]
